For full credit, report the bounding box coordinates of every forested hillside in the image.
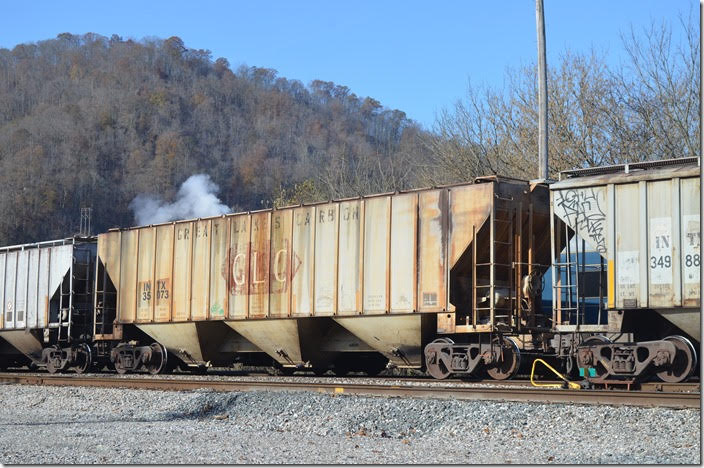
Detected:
[0,33,430,244]
[0,21,698,245]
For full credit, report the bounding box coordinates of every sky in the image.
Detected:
[0,1,697,129]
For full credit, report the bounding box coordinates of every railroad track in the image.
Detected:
[0,372,699,409]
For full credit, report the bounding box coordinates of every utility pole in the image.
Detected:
[536,0,549,180]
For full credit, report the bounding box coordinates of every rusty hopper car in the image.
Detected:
[550,157,700,384]
[0,237,96,372]
[93,176,552,377]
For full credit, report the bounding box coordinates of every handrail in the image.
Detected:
[530,358,582,390]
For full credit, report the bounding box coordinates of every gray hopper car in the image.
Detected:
[0,237,96,373]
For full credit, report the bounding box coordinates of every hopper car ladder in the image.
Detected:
[57,246,93,344]
[472,195,517,330]
[551,223,606,328]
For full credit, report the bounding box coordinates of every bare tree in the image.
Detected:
[423,14,699,184]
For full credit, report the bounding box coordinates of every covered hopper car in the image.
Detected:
[0,158,699,384]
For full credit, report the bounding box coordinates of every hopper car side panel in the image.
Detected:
[337,200,363,315]
[680,177,700,306]
[417,190,447,313]
[103,186,471,325]
[172,221,193,321]
[363,196,390,314]
[229,214,251,319]
[315,203,338,316]
[209,217,229,319]
[248,212,270,318]
[154,225,174,322]
[4,252,17,329]
[390,193,418,314]
[191,219,211,321]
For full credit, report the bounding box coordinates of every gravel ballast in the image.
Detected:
[0,383,699,464]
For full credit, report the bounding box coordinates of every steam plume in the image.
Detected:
[129,174,230,225]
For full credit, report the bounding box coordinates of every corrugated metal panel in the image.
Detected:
[269,210,292,318]
[209,218,228,319]
[614,183,641,308]
[4,252,17,328]
[552,186,609,255]
[154,225,174,322]
[680,177,700,306]
[118,231,138,323]
[314,203,338,316]
[228,215,250,319]
[249,212,270,318]
[136,227,155,322]
[172,222,193,321]
[390,193,417,313]
[15,250,28,328]
[363,196,390,313]
[291,207,314,317]
[647,180,676,307]
[38,249,49,327]
[190,220,211,320]
[337,200,362,315]
[0,253,4,329]
[418,190,447,312]
[26,249,39,329]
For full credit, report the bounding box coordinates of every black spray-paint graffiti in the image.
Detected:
[555,188,607,253]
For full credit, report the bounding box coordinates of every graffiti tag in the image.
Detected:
[555,188,607,253]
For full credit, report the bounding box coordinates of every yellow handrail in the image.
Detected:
[530,358,582,390]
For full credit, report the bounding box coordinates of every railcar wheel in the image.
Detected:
[487,337,520,381]
[146,343,168,375]
[114,354,129,374]
[45,346,63,374]
[580,335,611,379]
[656,336,697,383]
[73,344,92,374]
[46,358,59,374]
[425,338,453,380]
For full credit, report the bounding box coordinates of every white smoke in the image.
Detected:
[129,174,230,225]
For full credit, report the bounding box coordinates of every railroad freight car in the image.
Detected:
[92,175,552,377]
[0,237,96,372]
[0,158,698,384]
[424,157,700,384]
[550,157,700,384]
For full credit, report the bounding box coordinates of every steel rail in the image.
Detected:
[0,374,698,409]
[2,368,698,393]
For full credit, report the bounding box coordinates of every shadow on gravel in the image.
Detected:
[0,393,242,426]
